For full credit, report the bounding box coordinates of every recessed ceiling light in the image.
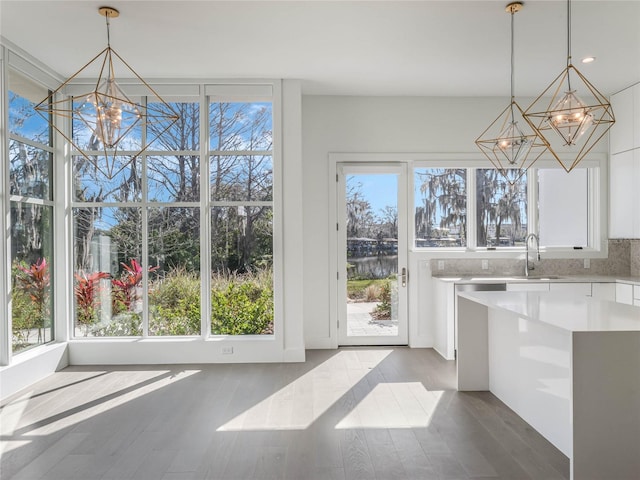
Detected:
[582,56,596,64]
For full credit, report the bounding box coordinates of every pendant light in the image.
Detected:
[35,7,180,180]
[523,0,614,173]
[475,2,548,185]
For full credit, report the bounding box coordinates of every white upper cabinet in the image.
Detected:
[610,150,640,238]
[609,83,640,239]
[610,85,635,154]
[635,84,640,149]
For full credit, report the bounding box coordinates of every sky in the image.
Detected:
[347,174,397,218]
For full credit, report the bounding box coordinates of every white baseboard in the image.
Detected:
[304,337,337,349]
[67,338,303,365]
[283,347,306,362]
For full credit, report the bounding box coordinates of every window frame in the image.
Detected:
[3,53,62,363]
[65,81,281,340]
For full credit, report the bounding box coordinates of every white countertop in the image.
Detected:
[458,290,640,332]
[434,274,640,286]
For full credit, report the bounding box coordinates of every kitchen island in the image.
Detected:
[457,290,640,480]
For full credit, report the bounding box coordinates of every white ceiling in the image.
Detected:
[1,0,639,96]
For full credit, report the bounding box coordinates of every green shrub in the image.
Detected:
[149,269,201,336]
[371,280,392,320]
[87,267,274,337]
[211,269,273,335]
[11,284,38,350]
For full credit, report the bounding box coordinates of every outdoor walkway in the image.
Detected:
[346,302,398,336]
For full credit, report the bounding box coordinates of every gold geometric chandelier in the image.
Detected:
[475,2,549,185]
[523,0,614,173]
[35,6,179,180]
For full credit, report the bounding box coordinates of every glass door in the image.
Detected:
[337,164,408,345]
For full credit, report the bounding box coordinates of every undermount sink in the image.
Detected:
[465,275,563,281]
[514,275,563,280]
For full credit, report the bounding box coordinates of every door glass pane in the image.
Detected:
[346,174,398,337]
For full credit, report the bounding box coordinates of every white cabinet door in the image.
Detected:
[616,283,634,305]
[506,282,549,292]
[610,86,635,154]
[433,280,455,360]
[610,150,640,239]
[549,282,592,296]
[591,283,616,301]
[634,285,640,301]
[634,83,640,149]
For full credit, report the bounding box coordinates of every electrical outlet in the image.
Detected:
[222,346,233,355]
[584,258,590,269]
[438,260,445,271]
[482,259,489,270]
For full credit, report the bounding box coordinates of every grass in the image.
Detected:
[347,278,389,301]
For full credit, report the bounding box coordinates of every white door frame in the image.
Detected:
[332,160,408,346]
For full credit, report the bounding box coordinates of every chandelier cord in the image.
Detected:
[510,7,515,123]
[567,0,572,90]
[105,11,111,48]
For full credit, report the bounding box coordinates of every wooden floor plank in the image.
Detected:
[0,348,569,480]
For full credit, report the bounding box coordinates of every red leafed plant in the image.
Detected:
[16,258,50,304]
[15,258,51,341]
[74,270,110,336]
[112,259,158,312]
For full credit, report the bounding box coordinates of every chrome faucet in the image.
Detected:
[525,233,540,277]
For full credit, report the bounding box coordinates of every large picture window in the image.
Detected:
[8,69,55,353]
[70,90,275,338]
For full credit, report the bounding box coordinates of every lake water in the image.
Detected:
[348,255,398,280]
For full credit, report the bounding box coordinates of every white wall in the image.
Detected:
[301,95,607,348]
[0,343,68,401]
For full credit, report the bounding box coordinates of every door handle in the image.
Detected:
[401,267,407,287]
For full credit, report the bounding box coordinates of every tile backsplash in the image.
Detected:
[431,239,639,277]
[631,240,640,277]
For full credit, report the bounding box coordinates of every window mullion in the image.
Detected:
[141,96,149,338]
[201,91,211,338]
[1,49,10,365]
[466,168,477,250]
[528,167,539,239]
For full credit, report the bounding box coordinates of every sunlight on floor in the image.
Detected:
[217,349,393,431]
[0,369,201,452]
[0,390,33,455]
[335,382,444,429]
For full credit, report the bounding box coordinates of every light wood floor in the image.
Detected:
[0,348,569,480]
